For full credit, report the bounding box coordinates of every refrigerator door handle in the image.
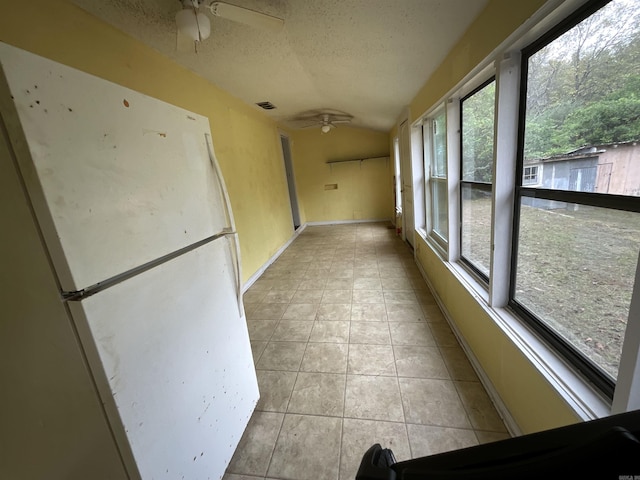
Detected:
[227,232,245,317]
[205,133,237,233]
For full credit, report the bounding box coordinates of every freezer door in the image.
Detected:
[0,43,232,291]
[67,238,258,480]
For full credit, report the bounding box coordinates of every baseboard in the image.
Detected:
[416,261,523,438]
[242,224,308,292]
[305,218,391,226]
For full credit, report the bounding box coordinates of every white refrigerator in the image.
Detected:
[0,43,259,479]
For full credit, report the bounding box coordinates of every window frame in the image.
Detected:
[510,0,640,399]
[459,77,497,283]
[424,105,449,252]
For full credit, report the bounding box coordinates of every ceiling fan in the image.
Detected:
[176,0,284,51]
[289,112,354,134]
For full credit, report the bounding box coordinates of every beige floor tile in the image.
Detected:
[270,279,301,290]
[223,473,263,480]
[328,268,354,279]
[351,303,388,322]
[440,346,479,381]
[407,424,478,458]
[246,303,287,321]
[348,344,396,376]
[322,289,353,303]
[429,322,459,347]
[300,343,348,373]
[379,266,406,278]
[298,277,329,290]
[339,419,410,480]
[399,378,471,429]
[256,370,297,412]
[384,290,418,304]
[309,321,350,343]
[352,289,385,304]
[262,290,296,304]
[344,375,404,422]
[381,276,414,290]
[256,342,307,371]
[386,304,426,322]
[304,269,330,280]
[273,320,313,342]
[287,372,346,417]
[316,303,352,321]
[324,278,354,290]
[250,341,267,364]
[422,304,446,322]
[389,322,436,346]
[243,290,267,304]
[349,322,391,345]
[353,277,383,290]
[354,266,379,277]
[247,320,278,341]
[455,381,507,432]
[282,303,319,321]
[227,411,284,477]
[394,346,450,379]
[291,289,324,304]
[247,278,275,291]
[267,414,342,480]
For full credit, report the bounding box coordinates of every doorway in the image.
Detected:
[279,134,301,230]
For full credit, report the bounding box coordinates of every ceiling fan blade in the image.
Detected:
[208,2,284,31]
[331,120,351,125]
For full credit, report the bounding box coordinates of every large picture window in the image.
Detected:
[460,79,496,279]
[513,0,640,396]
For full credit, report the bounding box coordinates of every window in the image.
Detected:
[460,79,496,279]
[512,0,640,396]
[425,106,448,248]
[522,165,540,185]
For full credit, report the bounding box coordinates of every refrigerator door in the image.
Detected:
[0,43,231,292]
[67,237,259,480]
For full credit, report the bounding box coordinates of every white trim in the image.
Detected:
[416,260,522,437]
[489,52,520,308]
[445,98,460,263]
[242,223,307,292]
[305,218,391,226]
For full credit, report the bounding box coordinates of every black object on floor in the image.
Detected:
[356,409,640,479]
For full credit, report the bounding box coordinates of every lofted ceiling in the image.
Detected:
[72,0,488,132]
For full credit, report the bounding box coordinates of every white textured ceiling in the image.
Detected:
[72,0,488,131]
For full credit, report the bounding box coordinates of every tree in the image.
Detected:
[523,0,640,160]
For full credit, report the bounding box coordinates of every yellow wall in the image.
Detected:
[0,0,293,283]
[406,0,582,434]
[291,127,391,223]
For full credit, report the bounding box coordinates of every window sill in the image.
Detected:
[420,239,611,425]
[417,228,448,262]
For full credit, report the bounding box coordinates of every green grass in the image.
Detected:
[462,197,640,379]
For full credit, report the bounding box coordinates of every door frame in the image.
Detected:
[278,132,301,230]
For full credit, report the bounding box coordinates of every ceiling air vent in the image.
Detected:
[256,101,276,110]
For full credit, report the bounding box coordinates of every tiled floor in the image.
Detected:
[224,223,509,480]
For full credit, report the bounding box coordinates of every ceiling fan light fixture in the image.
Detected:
[321,125,331,134]
[176,8,211,42]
